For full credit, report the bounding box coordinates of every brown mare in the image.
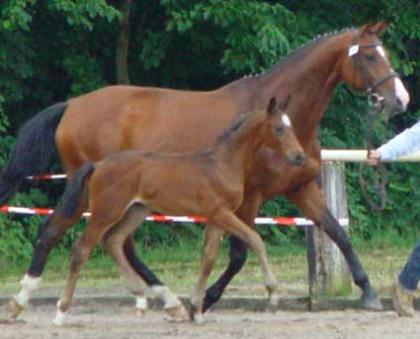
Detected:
[3,22,410,320]
[49,97,305,325]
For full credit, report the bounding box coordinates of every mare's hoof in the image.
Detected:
[165,303,189,321]
[8,299,24,320]
[361,292,383,311]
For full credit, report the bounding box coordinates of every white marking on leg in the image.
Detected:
[394,78,410,109]
[135,296,148,310]
[53,300,66,326]
[14,274,42,307]
[147,286,181,309]
[194,312,204,325]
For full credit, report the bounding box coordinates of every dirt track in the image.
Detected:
[0,302,419,339]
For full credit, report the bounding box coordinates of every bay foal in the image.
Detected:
[51,98,305,325]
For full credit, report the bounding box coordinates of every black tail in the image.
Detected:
[0,102,67,205]
[58,162,95,218]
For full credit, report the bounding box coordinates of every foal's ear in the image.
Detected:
[277,95,291,111]
[267,97,277,116]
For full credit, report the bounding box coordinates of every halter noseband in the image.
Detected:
[349,41,399,107]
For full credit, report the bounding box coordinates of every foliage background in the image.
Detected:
[0,0,418,265]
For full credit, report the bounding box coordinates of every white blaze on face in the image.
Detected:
[394,78,410,109]
[281,114,291,128]
[376,45,387,59]
[374,45,410,109]
[348,45,359,57]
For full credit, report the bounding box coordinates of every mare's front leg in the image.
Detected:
[287,179,383,310]
[9,191,88,321]
[202,194,262,312]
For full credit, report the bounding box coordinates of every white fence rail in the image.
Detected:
[321,149,420,162]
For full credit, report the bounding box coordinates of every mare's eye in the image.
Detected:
[365,54,376,62]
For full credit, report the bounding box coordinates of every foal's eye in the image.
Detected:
[274,126,284,134]
[365,54,376,62]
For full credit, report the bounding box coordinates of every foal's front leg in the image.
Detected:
[211,209,279,307]
[202,194,262,312]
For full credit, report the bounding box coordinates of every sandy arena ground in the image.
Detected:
[0,302,419,339]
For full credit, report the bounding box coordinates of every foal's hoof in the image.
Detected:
[361,291,383,311]
[265,293,279,313]
[193,312,204,325]
[135,308,147,317]
[165,303,189,321]
[8,299,24,321]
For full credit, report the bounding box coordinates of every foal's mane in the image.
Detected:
[213,109,265,146]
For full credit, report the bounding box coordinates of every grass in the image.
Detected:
[0,233,417,300]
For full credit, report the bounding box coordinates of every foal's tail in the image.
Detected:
[57,162,95,219]
[0,102,68,205]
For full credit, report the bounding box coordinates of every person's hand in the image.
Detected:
[367,150,381,166]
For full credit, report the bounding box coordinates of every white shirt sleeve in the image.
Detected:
[378,120,420,160]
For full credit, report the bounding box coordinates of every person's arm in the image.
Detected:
[368,120,420,164]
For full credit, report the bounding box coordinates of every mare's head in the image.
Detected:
[339,22,410,117]
[262,97,306,166]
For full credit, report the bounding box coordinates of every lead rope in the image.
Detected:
[358,102,388,212]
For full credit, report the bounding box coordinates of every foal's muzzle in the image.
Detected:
[287,151,306,166]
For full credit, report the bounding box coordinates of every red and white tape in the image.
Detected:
[0,205,348,226]
[26,174,67,180]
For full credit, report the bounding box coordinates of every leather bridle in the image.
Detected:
[349,41,399,107]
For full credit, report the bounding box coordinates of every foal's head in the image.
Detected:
[261,97,306,166]
[339,22,410,116]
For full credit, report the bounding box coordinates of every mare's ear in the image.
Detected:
[360,21,388,36]
[277,95,291,111]
[267,97,277,116]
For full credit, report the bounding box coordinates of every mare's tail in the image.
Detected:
[57,162,95,219]
[0,102,68,205]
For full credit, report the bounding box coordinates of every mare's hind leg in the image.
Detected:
[102,204,187,320]
[190,226,224,324]
[202,193,262,312]
[9,191,88,320]
[287,179,382,310]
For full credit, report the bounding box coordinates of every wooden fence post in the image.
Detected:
[306,161,352,306]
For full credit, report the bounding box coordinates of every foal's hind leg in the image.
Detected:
[190,226,224,324]
[53,213,118,326]
[122,235,184,318]
[287,179,382,310]
[102,205,187,320]
[9,192,88,320]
